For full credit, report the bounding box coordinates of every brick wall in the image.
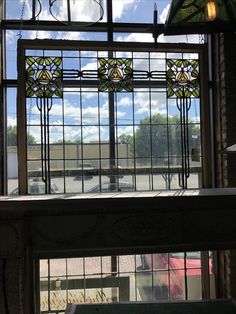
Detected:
[214,32,236,299]
[219,33,236,187]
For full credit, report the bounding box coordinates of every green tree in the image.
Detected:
[7,125,36,145]
[118,134,133,144]
[27,132,37,145]
[7,126,17,146]
[134,113,200,165]
[118,134,134,155]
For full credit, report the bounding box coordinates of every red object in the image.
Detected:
[141,252,212,300]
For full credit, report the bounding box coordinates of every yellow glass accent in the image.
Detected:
[108,66,123,82]
[36,69,53,85]
[205,0,218,21]
[176,70,190,86]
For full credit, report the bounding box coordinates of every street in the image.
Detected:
[8,173,200,195]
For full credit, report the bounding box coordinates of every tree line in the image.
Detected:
[8,114,200,164]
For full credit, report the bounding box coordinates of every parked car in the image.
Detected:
[88,180,135,193]
[10,179,59,195]
[139,252,213,300]
[74,163,95,181]
[107,165,124,179]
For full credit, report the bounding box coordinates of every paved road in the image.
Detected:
[8,173,200,195]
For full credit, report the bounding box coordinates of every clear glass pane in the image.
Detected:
[39,251,214,312]
[187,269,202,300]
[14,43,203,194]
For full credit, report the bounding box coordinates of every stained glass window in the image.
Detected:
[25,56,63,98]
[98,58,133,92]
[166,59,200,98]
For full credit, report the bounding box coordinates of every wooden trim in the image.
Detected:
[17,40,28,194]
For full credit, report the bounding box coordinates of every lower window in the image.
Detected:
[39,251,216,313]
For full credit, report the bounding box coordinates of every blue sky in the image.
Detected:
[6,0,172,23]
[5,0,201,143]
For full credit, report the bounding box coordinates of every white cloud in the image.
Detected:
[27,24,84,41]
[117,125,134,136]
[116,32,153,43]
[63,103,81,119]
[136,107,149,114]
[116,3,200,44]
[160,3,170,23]
[29,30,51,40]
[6,30,16,45]
[112,0,138,21]
[116,28,199,45]
[29,98,125,142]
[11,122,105,146]
[159,3,200,43]
[158,33,200,44]
[134,90,167,115]
[55,32,84,41]
[49,0,103,23]
[64,88,100,100]
[82,125,106,142]
[37,6,54,21]
[117,97,132,107]
[21,0,34,20]
[82,62,98,71]
[7,118,17,127]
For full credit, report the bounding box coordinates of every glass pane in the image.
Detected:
[6,0,38,19]
[15,44,203,194]
[187,269,202,300]
[112,0,153,23]
[39,251,215,312]
[136,271,153,301]
[170,269,185,299]
[5,0,107,22]
[50,259,67,276]
[7,88,18,194]
[153,270,169,300]
[119,255,135,273]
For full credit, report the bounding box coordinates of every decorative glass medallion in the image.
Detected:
[98,58,133,92]
[25,56,63,98]
[36,69,53,85]
[108,65,123,82]
[166,59,200,98]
